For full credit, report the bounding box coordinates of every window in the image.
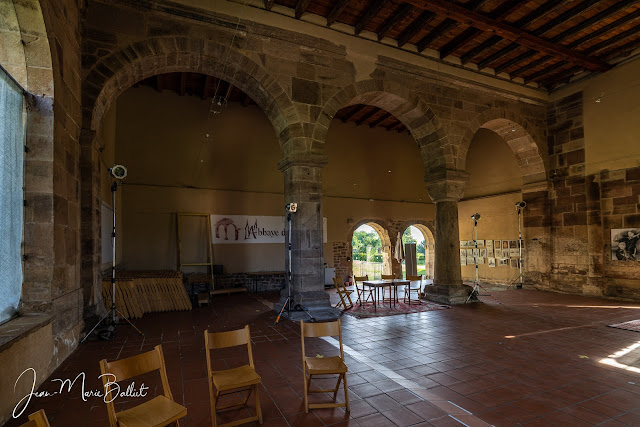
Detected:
[0,67,25,323]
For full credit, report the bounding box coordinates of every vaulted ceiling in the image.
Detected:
[263,0,640,91]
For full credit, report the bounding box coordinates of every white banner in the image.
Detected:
[211,215,327,244]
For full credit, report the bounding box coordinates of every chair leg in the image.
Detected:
[211,389,220,427]
[303,371,310,413]
[343,373,350,413]
[332,374,342,402]
[254,384,263,424]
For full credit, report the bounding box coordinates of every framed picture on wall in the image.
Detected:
[511,259,519,268]
[477,240,485,247]
[498,258,509,267]
[488,257,496,267]
[473,248,479,257]
[466,256,475,265]
[494,240,501,250]
[486,240,493,250]
[480,249,487,258]
[502,241,509,249]
[460,256,467,266]
[476,257,485,265]
[509,240,518,249]
[611,228,640,261]
[487,248,494,258]
[510,248,519,257]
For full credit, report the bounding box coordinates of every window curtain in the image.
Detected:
[0,69,25,323]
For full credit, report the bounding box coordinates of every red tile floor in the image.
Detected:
[6,289,640,426]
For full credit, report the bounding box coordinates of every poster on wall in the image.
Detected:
[611,228,640,261]
[498,258,509,267]
[210,215,327,244]
[488,257,496,267]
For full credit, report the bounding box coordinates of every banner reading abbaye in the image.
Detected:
[211,215,327,244]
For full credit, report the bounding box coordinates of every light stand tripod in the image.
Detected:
[276,205,295,324]
[82,165,143,342]
[507,201,526,290]
[466,213,483,303]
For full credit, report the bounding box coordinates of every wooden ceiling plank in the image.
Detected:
[568,8,640,49]
[369,112,392,127]
[417,18,458,52]
[523,60,568,84]
[355,0,387,35]
[355,107,379,125]
[440,0,527,60]
[295,0,312,19]
[416,0,486,53]
[341,104,366,122]
[478,0,601,71]
[377,4,414,40]
[583,21,640,55]
[538,65,581,87]
[510,54,552,78]
[326,0,351,27]
[397,10,436,47]
[264,0,275,11]
[460,0,563,64]
[603,35,640,60]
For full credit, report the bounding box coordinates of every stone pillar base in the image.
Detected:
[423,284,474,305]
[274,290,341,322]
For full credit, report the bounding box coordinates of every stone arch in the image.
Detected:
[316,79,451,180]
[348,219,393,278]
[458,109,547,185]
[83,37,302,150]
[398,220,435,279]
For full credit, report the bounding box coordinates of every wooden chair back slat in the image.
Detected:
[381,274,395,280]
[19,410,50,427]
[205,325,250,349]
[302,320,341,338]
[103,348,162,381]
[406,275,422,281]
[353,275,368,282]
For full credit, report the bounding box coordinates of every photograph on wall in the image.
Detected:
[509,240,518,249]
[466,256,475,265]
[476,257,485,265]
[510,248,520,257]
[477,240,485,247]
[488,257,496,267]
[498,258,509,267]
[487,248,494,258]
[502,241,509,249]
[494,240,501,250]
[480,249,487,258]
[486,240,493,250]
[611,228,640,261]
[460,256,467,266]
[473,248,479,257]
[511,259,519,268]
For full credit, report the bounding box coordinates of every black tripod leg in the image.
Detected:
[115,308,144,336]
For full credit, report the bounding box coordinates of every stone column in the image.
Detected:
[521,181,551,290]
[276,154,339,321]
[423,172,470,304]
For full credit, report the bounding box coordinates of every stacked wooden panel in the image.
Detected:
[102,270,192,319]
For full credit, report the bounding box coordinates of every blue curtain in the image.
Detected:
[0,69,25,323]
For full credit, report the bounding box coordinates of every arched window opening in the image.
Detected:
[352,223,391,279]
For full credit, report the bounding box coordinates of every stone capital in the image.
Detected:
[425,170,469,203]
[277,153,328,172]
[522,180,549,194]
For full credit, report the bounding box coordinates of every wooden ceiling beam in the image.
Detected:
[567,8,640,50]
[326,0,351,27]
[416,18,457,52]
[295,0,312,19]
[355,107,379,125]
[369,112,392,128]
[341,104,366,122]
[583,22,640,55]
[460,0,563,64]
[538,65,581,88]
[264,0,275,11]
[524,60,568,84]
[439,0,525,60]
[377,4,414,41]
[603,35,640,60]
[397,10,435,47]
[355,0,387,35]
[509,54,552,78]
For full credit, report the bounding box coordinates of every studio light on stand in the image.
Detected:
[508,201,526,290]
[82,165,144,342]
[275,203,315,324]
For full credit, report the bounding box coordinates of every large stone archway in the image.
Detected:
[348,220,393,280]
[397,221,436,280]
[80,37,305,314]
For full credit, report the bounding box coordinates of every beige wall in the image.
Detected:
[112,87,441,273]
[553,57,640,175]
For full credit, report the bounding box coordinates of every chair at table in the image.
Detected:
[333,277,353,310]
[381,274,397,303]
[300,319,349,413]
[353,275,374,305]
[19,410,50,427]
[405,275,423,305]
[99,345,187,427]
[205,325,262,427]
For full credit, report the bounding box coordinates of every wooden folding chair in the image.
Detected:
[381,274,397,303]
[353,275,374,305]
[19,410,50,427]
[205,326,262,427]
[300,319,349,413]
[99,345,187,427]
[333,277,353,310]
[404,275,423,305]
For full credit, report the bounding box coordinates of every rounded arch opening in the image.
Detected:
[350,222,392,279]
[401,224,435,279]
